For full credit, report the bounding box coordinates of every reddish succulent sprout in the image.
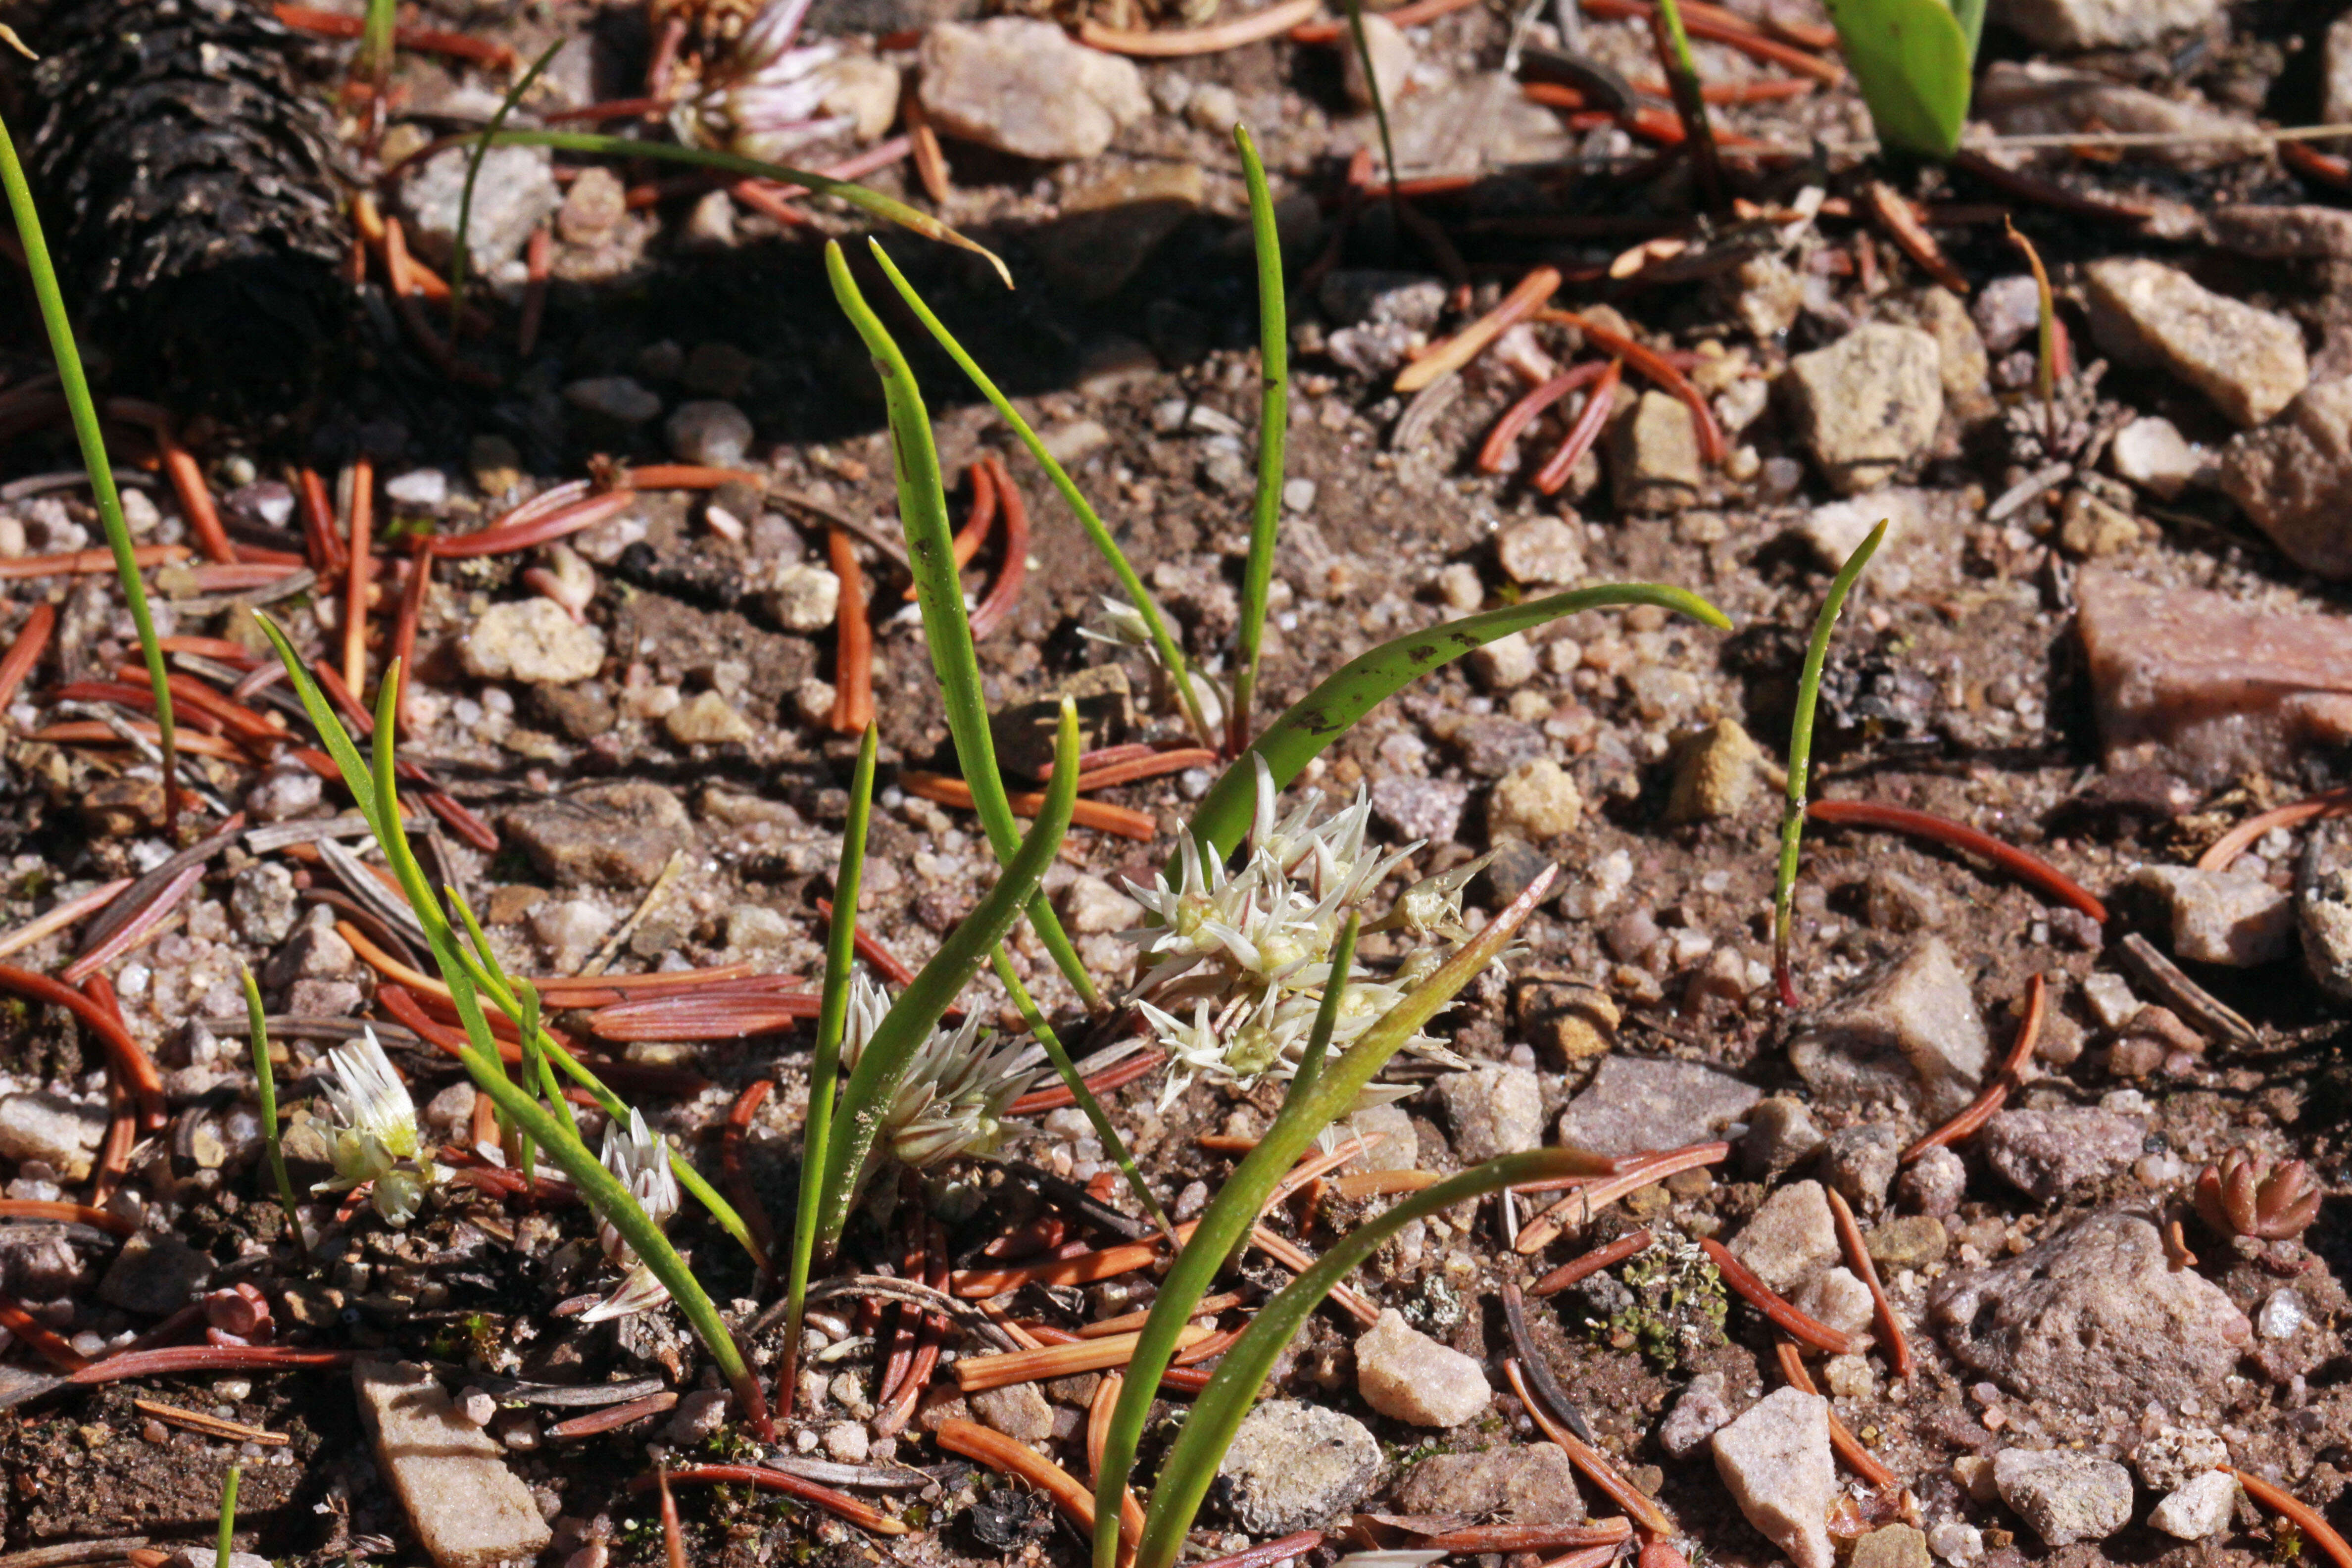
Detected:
[829,524,874,734]
[0,542,190,580]
[1534,357,1626,494]
[1006,1048,1168,1117]
[1478,361,1613,474]
[1806,799,2108,923]
[968,455,1030,640]
[203,1284,272,1341]
[2195,1148,2324,1241]
[1903,972,2046,1165]
[651,1465,909,1536]
[1701,1237,1854,1354]
[1775,1340,1898,1487]
[429,489,637,560]
[1530,1226,1655,1297]
[0,602,56,719]
[0,966,165,1130]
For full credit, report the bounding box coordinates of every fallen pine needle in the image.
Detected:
[649,1465,907,1535]
[1079,0,1322,54]
[1807,799,2108,923]
[1774,1340,1898,1486]
[1701,1238,1854,1354]
[899,771,1157,840]
[132,1399,289,1446]
[550,1391,680,1439]
[2198,784,2352,874]
[1902,972,2045,1164]
[1080,1291,1249,1338]
[1531,1226,1654,1297]
[953,1325,1212,1392]
[936,1418,1142,1554]
[2237,1470,2352,1568]
[0,878,132,961]
[1824,1187,1910,1380]
[1514,1141,1728,1253]
[1396,266,1560,393]
[1505,1358,1675,1537]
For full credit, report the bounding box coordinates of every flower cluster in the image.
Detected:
[315,1029,434,1227]
[1122,756,1491,1107]
[668,0,851,164]
[840,976,1046,1172]
[582,1109,683,1323]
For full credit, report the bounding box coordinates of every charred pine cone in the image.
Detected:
[25,0,349,419]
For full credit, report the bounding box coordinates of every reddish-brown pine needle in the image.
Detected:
[1775,1340,1899,1486]
[829,525,873,734]
[271,3,517,65]
[69,1345,356,1383]
[812,897,922,989]
[2237,1470,2352,1568]
[1701,1238,1854,1354]
[583,988,820,1041]
[1078,0,1320,53]
[1536,310,1725,463]
[430,489,637,560]
[0,543,189,580]
[342,457,373,697]
[0,601,55,720]
[905,95,951,205]
[968,455,1028,639]
[1397,266,1561,393]
[1823,1186,1911,1380]
[649,1466,907,1535]
[1808,799,2107,923]
[1504,1359,1676,1538]
[935,1419,1138,1550]
[1478,361,1612,473]
[1580,0,1843,81]
[545,1392,680,1440]
[898,772,1157,841]
[1534,358,1625,493]
[0,965,164,1130]
[720,1080,778,1272]
[1864,181,1968,294]
[0,1293,89,1371]
[1075,748,1222,793]
[150,428,236,565]
[1007,1048,1165,1116]
[1903,973,2046,1164]
[391,539,432,736]
[296,468,347,574]
[1531,1226,1655,1297]
[1514,1141,1729,1253]
[2198,784,2352,873]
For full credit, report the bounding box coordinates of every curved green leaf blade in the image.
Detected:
[1826,0,1972,159]
[1136,1147,1593,1568]
[1182,583,1730,870]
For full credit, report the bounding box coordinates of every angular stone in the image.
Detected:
[1853,1525,1933,1568]
[1782,324,1944,495]
[2299,818,2352,999]
[2110,415,2205,499]
[2210,204,2352,260]
[1217,1401,1380,1532]
[1742,1097,1825,1180]
[969,1380,1053,1445]
[2221,378,2352,580]
[1436,1064,1544,1161]
[664,400,753,469]
[2084,257,2308,428]
[399,144,560,275]
[1611,390,1705,512]
[2134,1423,2229,1491]
[1342,12,1411,108]
[0,1092,106,1180]
[1658,1371,1736,1458]
[1370,774,1469,845]
[1992,1449,2133,1545]
[917,19,1146,161]
[665,690,755,746]
[1988,0,2215,49]
[1356,1309,1489,1426]
[1396,1443,1586,1523]
[1895,1145,1965,1219]
[2151,1470,2239,1539]
[1557,1055,1760,1159]
[1030,163,1205,301]
[1978,1108,2144,1203]
[1489,758,1581,842]
[1385,73,1570,179]
[1789,936,1989,1119]
[1664,718,1767,825]
[502,782,694,888]
[2123,864,2293,965]
[1495,517,1585,587]
[1322,271,1447,330]
[1821,1123,1903,1214]
[1881,287,1989,399]
[355,1361,553,1568]
[1793,1266,1875,1338]
[1867,1214,1950,1268]
[1729,1179,1839,1293]
[1928,1210,2253,1410]
[1713,1388,1835,1568]
[98,1232,214,1315]
[1798,488,1929,572]
[2076,568,2352,785]
[1980,63,2256,172]
[460,599,606,686]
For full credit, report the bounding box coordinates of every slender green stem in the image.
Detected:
[1652,0,1722,212]
[781,721,877,1416]
[1950,0,1986,62]
[989,946,1171,1241]
[828,240,1102,1011]
[1092,862,1558,1568]
[216,1464,240,1568]
[1771,519,1885,1006]
[451,40,562,340]
[1281,913,1356,1107]
[863,240,1213,750]
[1134,1148,1589,1568]
[0,108,177,823]
[241,967,302,1248]
[359,0,395,92]
[1341,0,1400,196]
[1229,126,1288,758]
[2006,218,2057,413]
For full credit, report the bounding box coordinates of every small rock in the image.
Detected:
[460,600,606,686]
[1797,488,1927,571]
[2150,1470,2239,1539]
[469,435,523,496]
[2084,258,2308,429]
[2299,820,2352,999]
[665,401,754,469]
[2332,12,2352,128]
[1345,1103,1421,1172]
[1733,253,1804,339]
[1979,63,2255,173]
[1978,1108,2145,1202]
[1896,1145,1965,1218]
[1557,1055,1761,1159]
[1881,287,1990,399]
[1853,1524,1933,1568]
[562,377,662,425]
[1742,1097,1825,1180]
[356,1361,553,1568]
[1658,1371,1736,1458]
[1988,0,2215,49]
[1489,758,1581,842]
[1993,1449,2133,1545]
[230,861,299,945]
[1782,324,1944,495]
[1443,714,1546,778]
[2221,378,2352,580]
[2057,489,2144,559]
[1496,517,1586,587]
[1469,632,1538,690]
[2123,864,2292,965]
[969,1381,1053,1445]
[1862,869,1945,932]
[767,564,843,633]
[99,1231,214,1315]
[1518,980,1618,1063]
[1822,1123,1903,1214]
[503,782,694,888]
[400,144,560,276]
[1611,390,1705,512]
[1356,1309,1489,1426]
[1061,874,1141,935]
[1370,774,1469,844]
[1436,1065,1543,1161]
[2210,204,2352,261]
[1929,1209,2253,1409]
[917,19,1147,161]
[2110,416,2205,498]
[1185,81,1240,133]
[664,690,755,746]
[1712,1388,1836,1568]
[530,900,612,974]
[556,167,628,246]
[1729,1179,1840,1293]
[1342,12,1411,108]
[1792,1266,1875,1338]
[1867,1214,1950,1269]
[1974,276,2043,355]
[2135,1424,2229,1491]
[1790,937,1988,1118]
[1396,1443,1587,1522]
[1321,270,1447,330]
[815,53,902,142]
[1663,718,1768,824]
[0,1093,106,1181]
[1217,1401,1380,1532]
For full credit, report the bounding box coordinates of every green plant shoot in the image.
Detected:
[1823,0,1974,159]
[216,1463,240,1568]
[1772,519,1886,1007]
[1230,125,1288,756]
[358,0,395,92]
[241,966,301,1245]
[452,39,563,338]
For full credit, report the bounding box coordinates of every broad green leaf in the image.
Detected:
[1826,0,1973,159]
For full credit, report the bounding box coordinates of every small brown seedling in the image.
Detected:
[2195,1149,2322,1241]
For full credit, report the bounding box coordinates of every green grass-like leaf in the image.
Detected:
[1341,0,1400,192]
[216,1462,240,1568]
[241,966,301,1247]
[1135,1147,1592,1568]
[359,0,394,89]
[827,239,1102,1011]
[451,39,563,338]
[1824,0,1973,159]
[1182,584,1729,870]
[255,624,774,1438]
[0,107,178,821]
[1771,519,1885,1004]
[811,700,1083,1264]
[1092,861,1558,1568]
[862,240,1212,749]
[781,720,878,1415]
[1229,125,1288,755]
[491,131,1010,286]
